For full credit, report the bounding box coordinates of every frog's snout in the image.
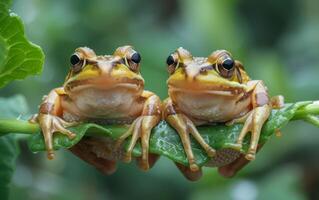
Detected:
[97,61,114,75]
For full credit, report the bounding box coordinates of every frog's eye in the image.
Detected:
[222,59,234,70]
[166,55,178,74]
[70,54,84,72]
[216,58,235,78]
[70,54,80,65]
[131,52,141,64]
[166,55,175,65]
[127,52,141,72]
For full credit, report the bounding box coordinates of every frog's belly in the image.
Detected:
[173,92,251,122]
[61,88,143,120]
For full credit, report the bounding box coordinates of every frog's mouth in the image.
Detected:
[64,77,144,92]
[168,80,248,96]
[168,86,245,96]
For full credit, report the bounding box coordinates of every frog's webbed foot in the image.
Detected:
[115,115,160,171]
[166,114,216,172]
[36,114,77,159]
[235,104,271,160]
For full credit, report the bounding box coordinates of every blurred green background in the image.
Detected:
[1,0,319,199]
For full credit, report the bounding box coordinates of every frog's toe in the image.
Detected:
[47,151,55,160]
[138,160,150,171]
[187,118,216,158]
[54,122,76,139]
[190,162,200,172]
[188,158,199,171]
[175,162,203,181]
[138,151,150,171]
[122,152,132,163]
[245,151,256,161]
[60,128,76,139]
[205,146,216,157]
[137,154,159,171]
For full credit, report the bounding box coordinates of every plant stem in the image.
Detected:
[0,119,40,136]
[293,101,319,120]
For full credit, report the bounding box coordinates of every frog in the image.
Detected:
[31,46,161,171]
[163,47,284,176]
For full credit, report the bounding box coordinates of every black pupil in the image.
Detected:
[70,54,80,65]
[131,53,141,63]
[166,55,175,65]
[222,59,234,70]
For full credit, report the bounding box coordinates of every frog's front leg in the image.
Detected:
[220,95,284,177]
[30,88,76,159]
[116,91,161,171]
[163,98,216,172]
[235,80,271,160]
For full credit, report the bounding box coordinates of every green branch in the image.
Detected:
[0,119,40,136]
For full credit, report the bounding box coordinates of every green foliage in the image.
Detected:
[0,0,44,198]
[27,101,316,167]
[0,95,28,199]
[0,0,44,88]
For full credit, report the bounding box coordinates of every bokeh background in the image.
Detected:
[1,0,319,199]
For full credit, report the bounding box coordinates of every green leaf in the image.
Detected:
[28,123,127,152]
[0,95,29,199]
[27,101,314,167]
[0,0,44,88]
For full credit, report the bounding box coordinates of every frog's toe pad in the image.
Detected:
[69,132,76,139]
[47,152,55,160]
[190,163,200,172]
[206,147,216,157]
[122,153,132,163]
[245,153,255,161]
[138,161,150,171]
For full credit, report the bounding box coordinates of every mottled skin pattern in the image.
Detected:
[31,46,161,171]
[163,47,283,180]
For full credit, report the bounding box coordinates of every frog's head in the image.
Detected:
[64,46,144,92]
[166,47,250,94]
